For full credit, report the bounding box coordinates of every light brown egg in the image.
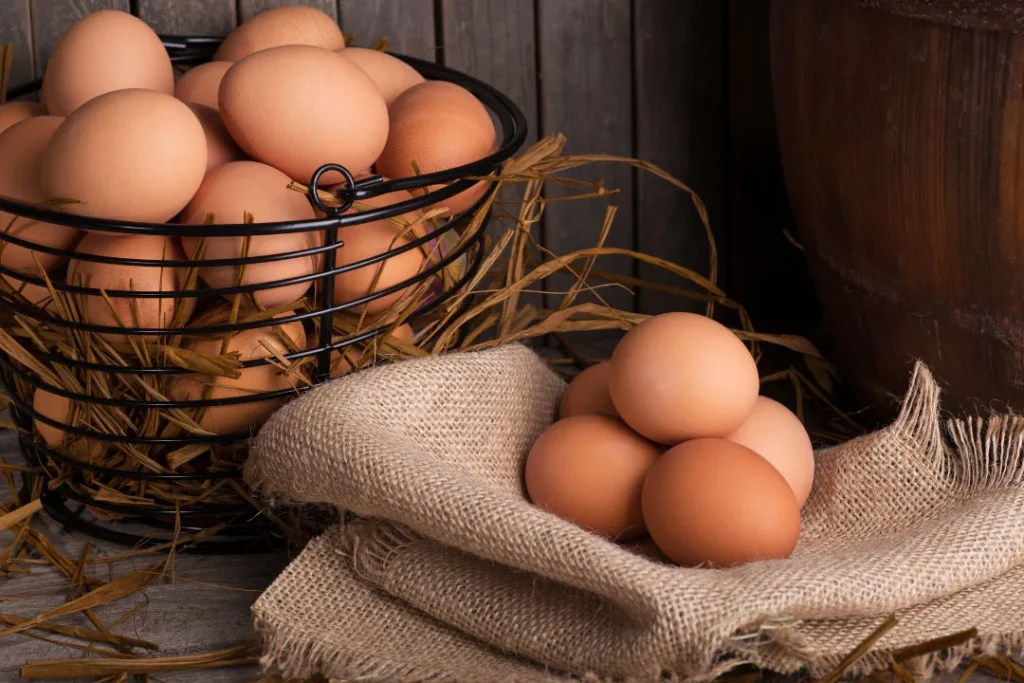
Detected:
[220,45,388,186]
[67,234,185,343]
[339,47,425,106]
[725,396,815,508]
[41,10,173,116]
[0,116,83,274]
[214,6,345,62]
[329,323,414,378]
[526,415,662,542]
[174,61,231,110]
[32,387,103,459]
[187,104,247,174]
[0,101,46,135]
[608,312,759,445]
[642,438,801,567]
[376,81,497,216]
[179,161,320,310]
[170,312,306,435]
[559,362,617,419]
[41,89,207,223]
[3,274,54,309]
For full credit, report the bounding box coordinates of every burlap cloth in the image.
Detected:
[245,343,1024,682]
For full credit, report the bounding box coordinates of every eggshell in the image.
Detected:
[67,234,186,343]
[725,396,815,507]
[608,312,759,444]
[32,387,103,459]
[170,313,307,435]
[179,161,320,310]
[376,81,497,216]
[187,104,247,174]
[642,438,801,567]
[219,45,388,185]
[41,10,173,116]
[3,274,54,309]
[526,415,662,541]
[329,323,414,378]
[214,6,345,62]
[41,89,207,223]
[0,116,83,274]
[174,61,231,110]
[0,101,46,135]
[339,47,425,106]
[559,362,617,419]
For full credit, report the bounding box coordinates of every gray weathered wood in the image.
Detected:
[340,0,435,58]
[537,0,635,313]
[135,0,238,36]
[238,0,338,22]
[29,0,131,79]
[634,0,727,315]
[0,1,34,91]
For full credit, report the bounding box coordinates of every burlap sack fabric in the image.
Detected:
[246,343,1024,682]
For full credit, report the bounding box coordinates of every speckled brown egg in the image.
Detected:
[179,161,320,310]
[0,101,46,135]
[41,89,207,223]
[0,116,83,275]
[376,81,497,216]
[214,6,345,62]
[329,323,414,378]
[559,362,617,419]
[187,103,247,174]
[220,45,388,185]
[41,10,173,116]
[339,47,425,106]
[174,61,231,110]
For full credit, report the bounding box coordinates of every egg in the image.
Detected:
[174,61,231,110]
[642,438,801,567]
[220,45,388,186]
[187,104,246,174]
[169,311,306,435]
[41,10,173,116]
[725,396,815,507]
[214,6,345,62]
[608,312,759,444]
[0,116,83,274]
[41,89,207,223]
[0,101,46,135]
[559,362,616,419]
[376,81,497,216]
[67,234,186,343]
[339,47,425,106]
[329,323,414,378]
[526,415,661,541]
[179,161,320,310]
[32,387,102,459]
[3,274,54,309]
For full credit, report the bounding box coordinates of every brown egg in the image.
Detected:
[642,438,801,567]
[41,89,207,223]
[376,81,497,216]
[214,6,345,62]
[608,312,759,445]
[41,10,173,116]
[0,116,83,274]
[220,45,388,186]
[187,104,247,174]
[179,161,320,310]
[559,362,617,419]
[0,101,46,135]
[725,396,815,508]
[174,61,231,110]
[170,312,306,435]
[3,274,54,309]
[526,415,661,541]
[329,323,414,378]
[32,387,103,459]
[339,47,425,106]
[67,234,185,343]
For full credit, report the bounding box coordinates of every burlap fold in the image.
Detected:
[247,343,1024,682]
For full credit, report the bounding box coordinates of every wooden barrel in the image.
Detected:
[771,0,1024,414]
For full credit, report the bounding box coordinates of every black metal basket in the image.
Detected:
[0,36,528,553]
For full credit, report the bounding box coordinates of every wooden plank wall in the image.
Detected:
[0,0,801,327]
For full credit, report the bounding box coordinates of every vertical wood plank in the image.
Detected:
[30,0,131,78]
[634,0,728,315]
[239,0,338,22]
[538,0,634,312]
[135,0,238,35]
[0,1,33,90]
[339,0,434,58]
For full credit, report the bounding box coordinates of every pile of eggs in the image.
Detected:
[526,312,815,568]
[0,7,498,440]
